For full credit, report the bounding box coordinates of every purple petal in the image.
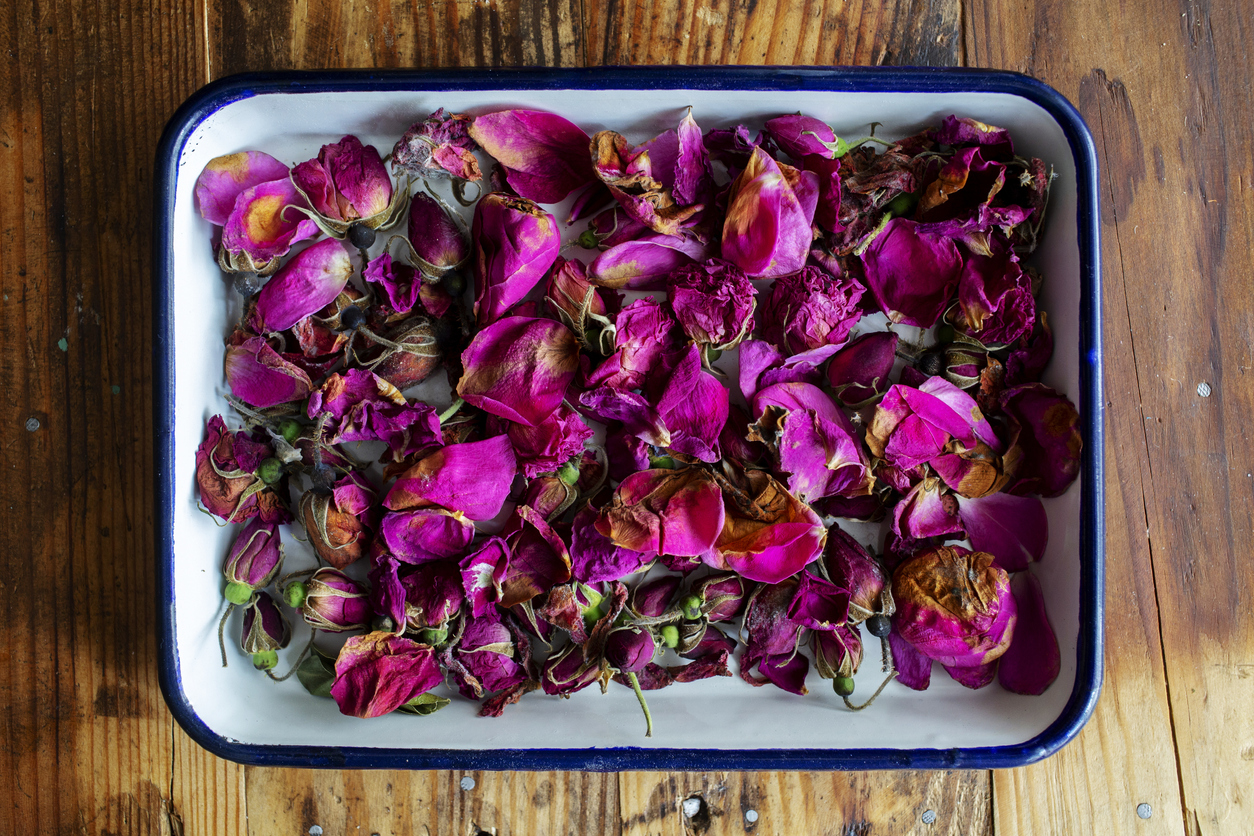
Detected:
[570,505,653,584]
[457,316,580,427]
[578,387,671,448]
[460,537,510,618]
[889,627,933,690]
[956,492,1048,572]
[219,178,320,265]
[589,232,709,290]
[722,147,819,278]
[653,344,728,463]
[471,193,561,326]
[891,477,963,540]
[763,114,839,160]
[673,109,710,206]
[997,571,1061,695]
[379,508,476,565]
[331,633,442,718]
[255,239,353,332]
[1001,383,1083,498]
[468,110,595,203]
[786,571,850,631]
[943,660,998,689]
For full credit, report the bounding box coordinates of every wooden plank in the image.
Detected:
[245,768,620,835]
[207,0,584,74]
[584,0,961,66]
[0,0,248,832]
[618,771,990,836]
[968,1,1254,834]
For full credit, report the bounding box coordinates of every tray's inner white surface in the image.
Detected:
[170,87,1085,751]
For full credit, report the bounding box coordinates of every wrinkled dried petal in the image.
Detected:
[499,506,573,608]
[891,476,963,540]
[224,336,314,408]
[823,526,886,618]
[570,505,653,584]
[460,537,510,618]
[889,625,933,690]
[469,110,595,203]
[956,240,1034,345]
[761,265,863,355]
[955,491,1047,572]
[196,151,292,225]
[860,218,962,328]
[472,193,561,326]
[786,571,850,631]
[379,508,476,565]
[219,178,320,270]
[401,560,465,629]
[596,468,725,558]
[722,147,819,279]
[392,109,482,181]
[331,632,443,718]
[457,316,580,427]
[507,402,593,479]
[1000,383,1082,498]
[385,435,516,521]
[667,259,756,350]
[826,331,899,407]
[708,470,826,584]
[590,131,701,236]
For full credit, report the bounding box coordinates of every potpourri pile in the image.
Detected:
[193,106,1080,733]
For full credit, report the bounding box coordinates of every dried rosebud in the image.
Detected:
[631,576,682,619]
[506,402,594,480]
[590,131,701,236]
[224,335,314,409]
[195,416,291,524]
[457,316,580,427]
[596,468,725,558]
[667,258,756,351]
[301,567,372,632]
[892,545,1017,676]
[401,560,465,630]
[760,265,863,355]
[392,109,482,181]
[823,526,886,622]
[460,537,511,618]
[469,110,595,203]
[604,627,657,673]
[689,573,750,622]
[738,578,809,694]
[540,641,601,696]
[254,238,354,332]
[222,518,283,604]
[406,191,470,275]
[471,193,561,326]
[763,114,842,160]
[812,625,863,682]
[452,614,528,699]
[891,475,963,540]
[194,152,320,275]
[721,147,819,279]
[300,471,376,569]
[385,435,517,521]
[546,255,609,322]
[707,470,826,584]
[496,505,573,608]
[292,135,405,235]
[751,382,873,502]
[368,315,444,392]
[860,218,962,328]
[1000,383,1082,498]
[331,632,444,718]
[826,331,899,407]
[242,590,290,659]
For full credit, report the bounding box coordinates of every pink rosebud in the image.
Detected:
[406,191,469,274]
[292,135,393,223]
[605,627,657,673]
[468,109,595,203]
[471,193,561,326]
[540,642,600,696]
[751,381,873,503]
[631,576,682,618]
[1000,383,1082,498]
[385,435,517,521]
[457,316,580,427]
[647,344,729,463]
[667,259,756,350]
[507,403,593,479]
[498,506,573,608]
[546,256,609,322]
[224,335,313,409]
[392,109,483,181]
[597,468,725,558]
[401,560,465,630]
[823,526,886,620]
[301,567,373,632]
[707,470,825,584]
[761,265,864,355]
[219,179,320,275]
[194,416,290,524]
[690,573,750,622]
[826,331,899,407]
[242,591,291,662]
[331,632,444,718]
[997,571,1060,695]
[222,519,283,603]
[812,625,863,682]
[300,472,378,570]
[892,545,1017,675]
[860,218,963,328]
[891,475,963,540]
[379,508,476,565]
[589,232,710,290]
[254,238,353,332]
[721,147,819,279]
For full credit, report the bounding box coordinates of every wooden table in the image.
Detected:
[3,0,1247,832]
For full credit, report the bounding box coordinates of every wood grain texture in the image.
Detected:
[585,0,961,66]
[0,0,249,833]
[618,771,991,836]
[970,0,1254,834]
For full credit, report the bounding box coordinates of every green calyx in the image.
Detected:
[252,650,279,671]
[885,191,918,218]
[660,625,680,649]
[224,581,255,606]
[257,457,284,485]
[679,595,704,621]
[418,626,449,646]
[576,229,599,250]
[833,675,856,697]
[277,418,302,443]
[557,459,581,486]
[284,581,308,610]
[649,454,676,470]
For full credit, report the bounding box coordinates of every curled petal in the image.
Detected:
[468,110,595,203]
[956,492,1048,572]
[195,151,291,226]
[891,476,963,540]
[596,468,725,558]
[292,135,393,222]
[379,508,476,565]
[460,537,511,618]
[827,331,899,407]
[385,435,517,521]
[457,317,580,427]
[569,505,653,584]
[709,471,826,584]
[721,147,819,279]
[589,232,709,290]
[219,178,320,269]
[224,336,313,408]
[472,193,561,326]
[331,633,443,718]
[860,218,962,327]
[651,344,729,462]
[255,238,353,332]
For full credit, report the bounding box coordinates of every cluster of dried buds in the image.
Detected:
[192,108,1077,733]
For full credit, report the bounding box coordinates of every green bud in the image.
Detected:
[284,581,308,610]
[418,626,448,646]
[660,625,679,649]
[278,418,302,443]
[252,650,279,671]
[834,675,855,697]
[576,229,599,249]
[679,594,704,621]
[224,581,254,606]
[557,459,581,486]
[257,457,284,485]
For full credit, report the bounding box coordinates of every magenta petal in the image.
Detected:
[468,110,595,203]
[673,109,710,206]
[957,242,1034,345]
[292,135,392,222]
[460,537,510,617]
[956,492,1047,572]
[860,218,962,327]
[220,178,319,264]
[786,572,850,631]
[379,508,476,565]
[943,660,998,689]
[384,435,517,521]
[739,340,786,404]
[889,627,933,691]
[570,505,653,583]
[763,114,839,160]
[1001,383,1083,498]
[195,151,291,226]
[997,571,1061,695]
[827,331,899,406]
[589,233,708,290]
[255,239,353,332]
[753,381,872,502]
[508,402,594,479]
[722,147,819,278]
[586,297,682,391]
[667,258,756,349]
[577,387,671,448]
[407,191,469,270]
[760,653,810,695]
[653,344,728,463]
[471,193,561,326]
[892,477,963,540]
[224,336,313,408]
[331,633,443,718]
[761,265,863,355]
[457,317,580,427]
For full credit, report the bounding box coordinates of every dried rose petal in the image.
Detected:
[786,571,850,631]
[826,331,899,407]
[955,491,1048,572]
[471,193,561,326]
[385,435,517,521]
[763,114,841,161]
[331,632,443,718]
[708,470,825,584]
[506,402,593,479]
[596,468,725,558]
[498,505,573,608]
[469,109,595,203]
[1000,383,1082,498]
[195,151,292,225]
[738,578,808,695]
[956,239,1035,346]
[860,218,962,328]
[590,131,701,236]
[457,316,580,427]
[997,571,1060,695]
[379,508,476,565]
[866,377,1001,471]
[721,147,819,279]
[224,336,313,408]
[307,369,442,461]
[393,109,482,181]
[255,238,353,332]
[569,504,653,584]
[586,297,683,391]
[589,232,710,291]
[667,259,756,350]
[453,613,527,698]
[823,526,886,619]
[401,560,465,629]
[218,178,320,273]
[648,344,729,462]
[460,537,510,618]
[292,135,393,223]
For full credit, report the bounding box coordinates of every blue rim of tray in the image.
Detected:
[153,66,1104,771]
